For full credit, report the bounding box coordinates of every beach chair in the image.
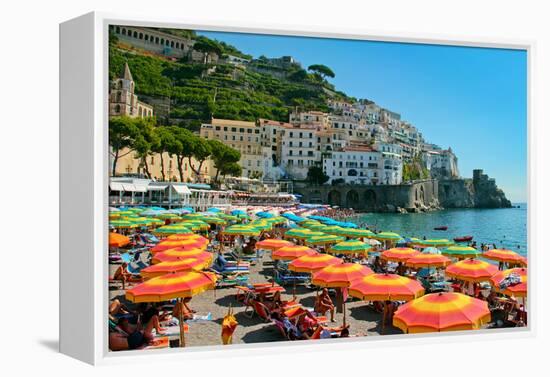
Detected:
[215,272,249,288]
[274,268,310,286]
[244,300,272,322]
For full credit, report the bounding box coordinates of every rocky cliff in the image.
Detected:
[438,169,512,209]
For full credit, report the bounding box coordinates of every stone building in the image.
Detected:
[109,63,154,118]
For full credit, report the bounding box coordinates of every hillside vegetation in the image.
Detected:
[109,32,352,130]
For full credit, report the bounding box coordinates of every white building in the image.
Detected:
[374,142,403,185]
[323,146,382,185]
[422,148,459,179]
[280,126,321,180]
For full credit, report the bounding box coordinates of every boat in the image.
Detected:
[434,226,448,231]
[453,236,473,243]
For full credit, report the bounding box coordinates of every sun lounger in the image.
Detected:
[144,336,169,350]
[274,268,310,286]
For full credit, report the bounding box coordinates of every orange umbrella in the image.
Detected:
[152,249,213,264]
[109,232,130,248]
[288,253,343,273]
[140,257,212,279]
[126,271,217,347]
[393,292,491,333]
[312,263,373,288]
[483,249,527,266]
[381,247,420,263]
[272,246,317,261]
[349,273,425,301]
[405,253,452,268]
[255,239,295,250]
[489,268,527,298]
[446,258,498,283]
[151,238,208,253]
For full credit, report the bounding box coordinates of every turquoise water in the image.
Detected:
[354,203,528,256]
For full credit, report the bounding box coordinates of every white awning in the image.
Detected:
[121,183,137,192]
[132,183,148,193]
[147,185,168,191]
[172,185,192,195]
[109,182,125,191]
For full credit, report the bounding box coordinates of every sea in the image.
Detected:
[353,203,528,257]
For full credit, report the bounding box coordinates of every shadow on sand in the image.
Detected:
[349,305,402,335]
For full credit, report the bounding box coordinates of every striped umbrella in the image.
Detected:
[126,271,217,347]
[151,238,208,253]
[153,225,193,236]
[349,273,424,301]
[442,245,481,259]
[414,239,455,248]
[109,232,130,248]
[329,240,372,255]
[483,249,527,266]
[393,292,491,333]
[166,234,208,242]
[109,220,137,229]
[255,239,295,250]
[284,228,323,240]
[222,225,261,237]
[489,268,527,298]
[288,253,343,273]
[181,220,210,231]
[405,253,452,268]
[152,249,213,264]
[381,247,420,263]
[312,263,373,288]
[445,259,498,283]
[339,228,376,238]
[272,246,317,261]
[306,234,345,246]
[141,257,212,278]
[373,232,402,241]
[323,226,347,235]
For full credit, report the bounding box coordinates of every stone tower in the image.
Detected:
[109,62,154,118]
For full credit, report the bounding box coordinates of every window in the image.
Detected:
[215,126,220,131]
[231,127,236,132]
[239,128,245,133]
[223,127,228,131]
[247,129,252,133]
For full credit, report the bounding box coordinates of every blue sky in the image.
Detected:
[200,31,527,202]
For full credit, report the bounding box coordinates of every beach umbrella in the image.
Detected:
[109,232,130,248]
[414,239,454,248]
[339,228,376,238]
[255,239,294,250]
[483,249,527,266]
[288,253,343,273]
[222,225,261,237]
[109,213,121,220]
[153,225,193,236]
[200,217,227,225]
[255,211,274,218]
[284,228,318,239]
[126,271,217,347]
[393,292,491,333]
[322,226,346,235]
[441,245,481,259]
[381,247,421,263]
[312,263,373,288]
[349,273,425,301]
[231,209,246,216]
[151,238,208,253]
[489,268,527,298]
[272,246,317,261]
[305,234,345,246]
[329,240,372,255]
[141,257,211,278]
[166,234,208,242]
[405,253,452,268]
[445,259,499,283]
[152,249,213,264]
[109,220,137,229]
[181,220,210,231]
[156,213,183,221]
[312,263,373,325]
[374,232,402,242]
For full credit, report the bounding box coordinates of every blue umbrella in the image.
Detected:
[208,207,222,213]
[231,209,246,216]
[256,211,274,218]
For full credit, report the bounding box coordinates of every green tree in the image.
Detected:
[133,118,160,179]
[109,116,140,176]
[163,126,196,182]
[307,64,335,80]
[188,136,212,182]
[193,37,223,64]
[152,126,179,181]
[306,166,329,185]
[209,139,241,183]
[221,162,242,180]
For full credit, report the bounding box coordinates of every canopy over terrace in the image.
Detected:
[108,178,231,210]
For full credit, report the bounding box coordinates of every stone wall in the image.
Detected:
[295,179,440,212]
[438,179,475,208]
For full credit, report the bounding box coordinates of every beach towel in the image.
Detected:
[221,311,238,345]
[144,336,169,350]
[499,273,522,290]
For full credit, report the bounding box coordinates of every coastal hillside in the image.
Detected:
[109,33,352,131]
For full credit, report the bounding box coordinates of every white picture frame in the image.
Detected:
[59,11,535,365]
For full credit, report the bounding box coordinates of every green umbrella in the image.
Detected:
[374,232,402,241]
[414,239,455,248]
[223,225,262,237]
[109,220,137,228]
[442,245,481,259]
[153,225,193,235]
[340,228,376,238]
[306,234,345,246]
[329,240,372,255]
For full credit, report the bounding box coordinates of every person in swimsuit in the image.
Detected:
[315,288,335,322]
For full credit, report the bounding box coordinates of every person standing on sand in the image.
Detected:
[315,288,336,322]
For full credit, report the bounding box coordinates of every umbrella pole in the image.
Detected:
[178,298,186,347]
[381,301,386,335]
[343,300,346,326]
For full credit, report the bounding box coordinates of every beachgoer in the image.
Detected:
[173,297,195,320]
[315,288,335,322]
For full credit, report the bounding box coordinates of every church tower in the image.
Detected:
[109,62,153,118]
